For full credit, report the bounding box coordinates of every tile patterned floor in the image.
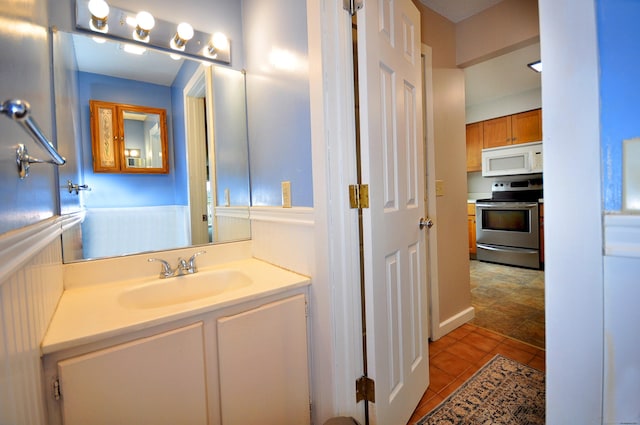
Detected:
[469,260,545,349]
[407,323,545,425]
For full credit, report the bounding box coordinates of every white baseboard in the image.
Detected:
[432,306,475,341]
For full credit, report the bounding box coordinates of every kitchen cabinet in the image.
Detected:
[43,293,310,425]
[511,109,542,145]
[483,109,542,148]
[466,122,483,172]
[466,109,543,170]
[468,202,477,256]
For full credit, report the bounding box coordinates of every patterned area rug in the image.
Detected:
[417,355,545,424]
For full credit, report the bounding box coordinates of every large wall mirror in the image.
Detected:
[55,31,251,262]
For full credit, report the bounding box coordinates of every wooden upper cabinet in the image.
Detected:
[511,109,542,144]
[483,115,512,148]
[89,100,169,174]
[465,122,483,172]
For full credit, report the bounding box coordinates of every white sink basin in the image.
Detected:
[118,269,252,309]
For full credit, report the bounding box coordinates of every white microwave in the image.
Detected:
[482,141,543,177]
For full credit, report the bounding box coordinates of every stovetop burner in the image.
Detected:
[484,177,543,202]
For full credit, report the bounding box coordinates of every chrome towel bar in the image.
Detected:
[1,99,66,178]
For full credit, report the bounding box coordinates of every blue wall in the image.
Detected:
[598,0,640,211]
[243,0,313,207]
[77,71,181,208]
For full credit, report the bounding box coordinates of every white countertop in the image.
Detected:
[42,258,310,355]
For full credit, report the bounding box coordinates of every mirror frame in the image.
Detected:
[89,100,169,174]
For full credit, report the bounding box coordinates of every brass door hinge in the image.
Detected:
[349,184,369,209]
[356,375,375,403]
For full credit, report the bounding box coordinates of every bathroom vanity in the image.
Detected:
[41,258,311,425]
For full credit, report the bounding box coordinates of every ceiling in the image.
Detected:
[418,0,541,108]
[464,42,541,107]
[418,0,505,23]
[72,33,186,86]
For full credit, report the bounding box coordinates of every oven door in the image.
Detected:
[475,201,539,249]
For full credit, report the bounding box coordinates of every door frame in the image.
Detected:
[421,45,440,341]
[306,1,437,421]
[184,65,217,246]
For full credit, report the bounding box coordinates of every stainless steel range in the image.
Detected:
[475,177,543,269]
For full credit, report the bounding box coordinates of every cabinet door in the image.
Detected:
[90,100,121,172]
[512,109,542,144]
[217,294,310,425]
[483,115,512,148]
[58,323,207,425]
[466,122,483,172]
[467,203,476,255]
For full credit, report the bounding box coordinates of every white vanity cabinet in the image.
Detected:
[43,292,310,425]
[217,294,310,424]
[56,323,208,425]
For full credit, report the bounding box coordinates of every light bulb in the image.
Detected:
[133,11,154,42]
[136,11,155,31]
[204,33,229,58]
[171,22,194,51]
[177,23,194,41]
[212,32,229,50]
[88,0,109,32]
[88,0,109,19]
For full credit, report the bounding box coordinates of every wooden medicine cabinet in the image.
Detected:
[89,100,169,174]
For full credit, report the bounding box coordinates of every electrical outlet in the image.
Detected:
[435,180,445,197]
[224,188,230,206]
[281,181,292,208]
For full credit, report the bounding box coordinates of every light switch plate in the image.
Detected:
[281,181,292,208]
[224,188,230,207]
[435,180,445,197]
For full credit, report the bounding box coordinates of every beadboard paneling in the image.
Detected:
[250,207,314,276]
[0,236,63,425]
[82,206,190,259]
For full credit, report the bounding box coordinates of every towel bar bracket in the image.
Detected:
[2,98,66,178]
[16,144,56,179]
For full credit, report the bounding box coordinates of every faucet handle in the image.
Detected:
[148,258,173,278]
[187,251,207,272]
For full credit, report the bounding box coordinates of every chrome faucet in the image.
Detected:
[148,251,206,279]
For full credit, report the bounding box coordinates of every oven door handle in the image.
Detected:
[477,244,539,255]
[475,202,539,209]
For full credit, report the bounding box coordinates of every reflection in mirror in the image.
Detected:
[56,32,251,262]
[89,100,169,173]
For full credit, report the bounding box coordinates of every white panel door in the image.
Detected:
[356,0,429,423]
[58,323,208,425]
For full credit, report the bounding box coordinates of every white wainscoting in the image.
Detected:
[214,206,251,242]
[603,214,640,424]
[82,206,190,259]
[250,207,314,276]
[0,219,65,425]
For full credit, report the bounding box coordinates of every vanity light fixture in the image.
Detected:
[170,22,194,51]
[133,11,155,43]
[76,0,231,65]
[527,60,542,73]
[88,0,109,33]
